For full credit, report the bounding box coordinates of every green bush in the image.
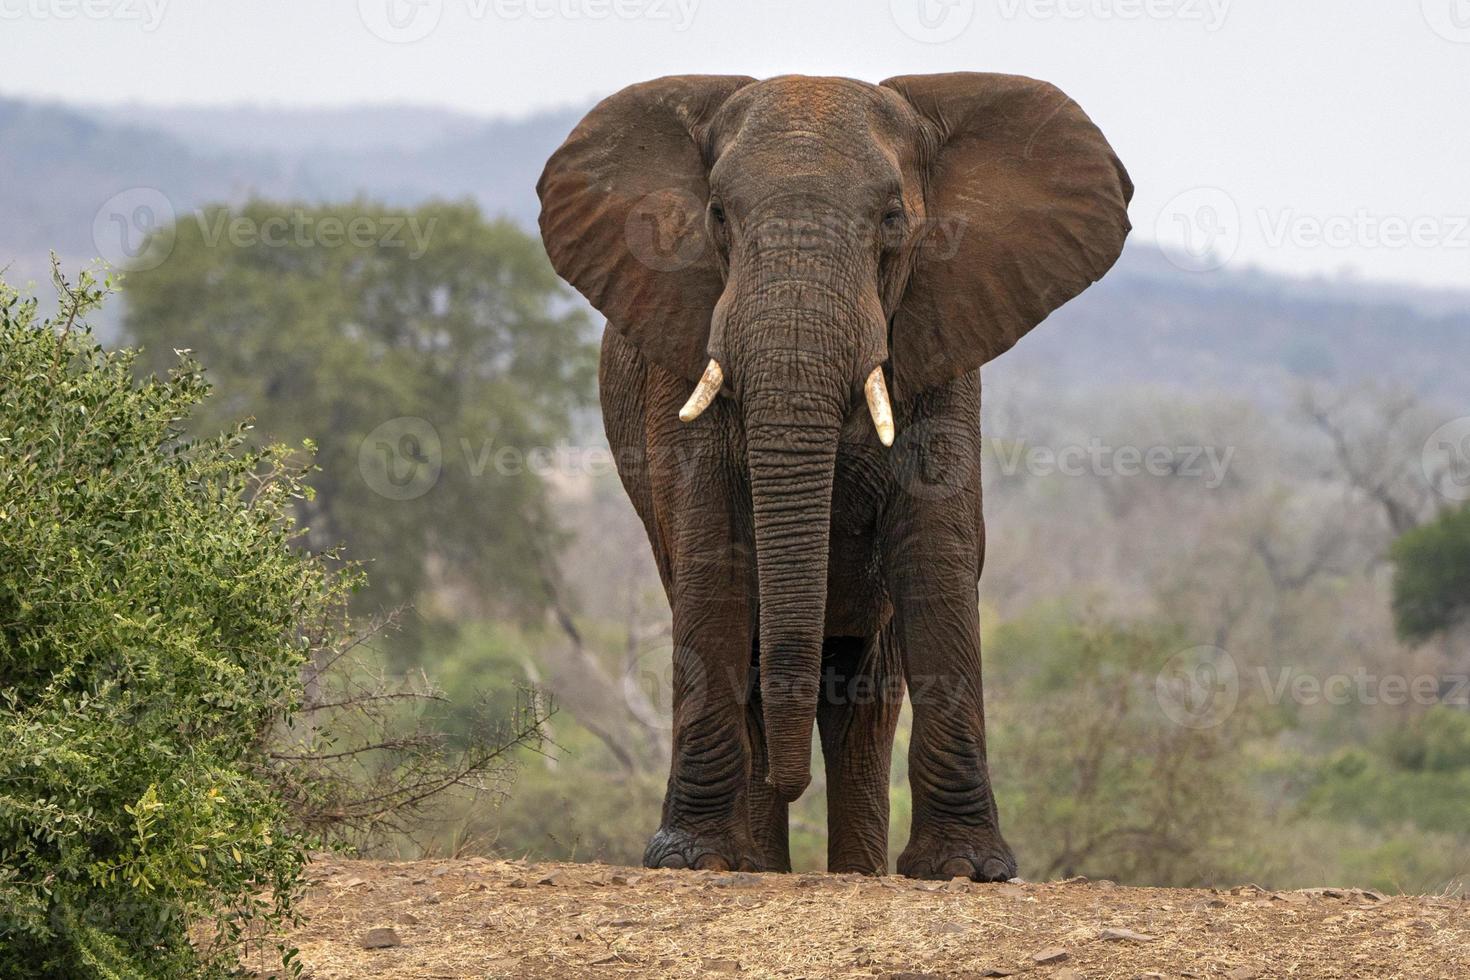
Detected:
[0,266,343,977]
[1391,504,1470,643]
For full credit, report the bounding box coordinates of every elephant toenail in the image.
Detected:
[695,854,731,871]
[940,858,975,878]
[980,858,1012,881]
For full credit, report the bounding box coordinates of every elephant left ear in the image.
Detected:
[881,72,1134,396]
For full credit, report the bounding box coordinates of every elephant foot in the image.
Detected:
[898,828,1017,882]
[643,826,763,872]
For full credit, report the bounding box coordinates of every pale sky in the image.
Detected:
[2,0,1467,288]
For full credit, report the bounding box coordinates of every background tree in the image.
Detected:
[1392,504,1470,646]
[122,201,596,626]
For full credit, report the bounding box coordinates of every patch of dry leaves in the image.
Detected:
[243,857,1469,979]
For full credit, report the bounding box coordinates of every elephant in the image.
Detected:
[537,73,1132,880]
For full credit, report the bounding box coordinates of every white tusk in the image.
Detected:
[679,359,724,423]
[865,366,895,447]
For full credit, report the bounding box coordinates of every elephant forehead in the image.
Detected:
[716,76,918,151]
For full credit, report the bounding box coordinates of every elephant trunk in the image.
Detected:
[743,377,843,803]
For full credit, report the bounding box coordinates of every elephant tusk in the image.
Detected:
[865,366,895,447]
[678,359,724,422]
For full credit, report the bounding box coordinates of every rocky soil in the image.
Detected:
[251,857,1469,979]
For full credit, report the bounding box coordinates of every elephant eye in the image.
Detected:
[880,207,907,248]
[710,203,727,225]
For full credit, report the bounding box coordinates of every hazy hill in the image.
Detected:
[2,95,1465,411]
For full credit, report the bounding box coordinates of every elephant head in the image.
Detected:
[538,73,1132,802]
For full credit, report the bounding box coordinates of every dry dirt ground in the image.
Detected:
[251,857,1469,979]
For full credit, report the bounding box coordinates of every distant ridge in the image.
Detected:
[3,96,1466,411]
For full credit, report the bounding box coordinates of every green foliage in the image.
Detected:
[0,266,340,977]
[121,200,596,619]
[986,608,1253,886]
[1391,504,1470,643]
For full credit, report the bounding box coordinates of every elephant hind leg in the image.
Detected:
[818,630,903,875]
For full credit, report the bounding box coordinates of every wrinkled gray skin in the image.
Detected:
[538,74,1132,878]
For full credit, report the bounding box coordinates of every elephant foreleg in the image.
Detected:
[886,516,1016,882]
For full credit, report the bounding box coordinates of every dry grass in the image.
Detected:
[245,857,1469,979]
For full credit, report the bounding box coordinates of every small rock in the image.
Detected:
[606,919,641,928]
[978,970,1017,979]
[431,866,453,877]
[996,884,1027,900]
[1032,946,1070,964]
[537,871,564,886]
[360,927,401,950]
[592,953,641,965]
[1054,970,1085,980]
[1059,876,1089,885]
[609,873,642,886]
[410,877,427,885]
[398,911,420,925]
[1006,877,1027,885]
[423,893,443,904]
[710,872,762,888]
[702,958,741,973]
[1226,968,1261,980]
[1100,927,1156,943]
[340,876,367,889]
[932,921,968,935]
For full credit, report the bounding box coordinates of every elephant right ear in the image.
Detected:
[538,75,756,384]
